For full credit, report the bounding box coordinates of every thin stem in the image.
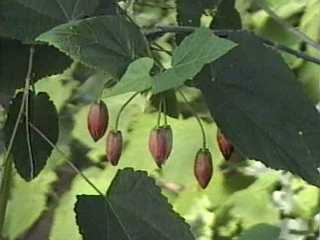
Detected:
[151,42,172,56]
[163,97,168,125]
[0,46,35,237]
[157,98,162,127]
[25,47,35,180]
[145,26,320,66]
[178,90,207,149]
[255,0,320,52]
[28,122,133,238]
[28,122,104,196]
[115,92,139,131]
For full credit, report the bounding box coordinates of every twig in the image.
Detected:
[28,122,104,196]
[255,0,320,52]
[115,92,140,130]
[28,122,132,238]
[25,47,35,180]
[145,26,320,66]
[151,42,172,56]
[0,46,35,237]
[178,89,207,149]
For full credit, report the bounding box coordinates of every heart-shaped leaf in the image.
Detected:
[4,91,59,181]
[153,28,237,93]
[0,0,116,43]
[199,31,320,187]
[75,168,195,240]
[37,16,150,78]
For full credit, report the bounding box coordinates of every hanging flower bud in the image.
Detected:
[87,100,108,142]
[217,130,234,161]
[149,125,173,168]
[106,130,123,166]
[194,148,213,189]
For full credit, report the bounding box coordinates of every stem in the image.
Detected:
[178,90,207,149]
[151,42,172,56]
[28,122,104,196]
[25,47,35,180]
[0,46,35,237]
[163,97,168,125]
[28,122,132,239]
[146,26,320,66]
[157,98,162,127]
[115,92,139,131]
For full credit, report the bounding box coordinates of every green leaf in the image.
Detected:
[75,168,195,240]
[153,28,237,93]
[103,57,154,97]
[198,31,320,187]
[0,38,71,97]
[4,91,59,181]
[238,224,281,240]
[37,16,150,78]
[75,195,111,240]
[3,170,57,240]
[0,0,111,43]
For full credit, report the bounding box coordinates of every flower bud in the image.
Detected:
[106,130,123,166]
[87,101,108,142]
[194,148,213,189]
[149,125,173,168]
[217,130,234,161]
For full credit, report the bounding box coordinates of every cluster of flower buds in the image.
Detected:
[87,98,235,190]
[87,100,123,166]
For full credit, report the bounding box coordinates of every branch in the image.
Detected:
[255,0,320,52]
[145,26,320,66]
[0,46,35,237]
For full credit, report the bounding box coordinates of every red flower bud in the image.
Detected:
[149,125,173,168]
[106,130,123,166]
[87,101,108,142]
[217,130,234,161]
[194,148,213,189]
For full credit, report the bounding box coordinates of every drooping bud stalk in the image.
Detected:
[194,148,213,189]
[217,130,234,161]
[87,100,108,142]
[106,130,123,166]
[149,125,173,168]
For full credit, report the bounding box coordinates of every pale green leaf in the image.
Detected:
[103,57,154,97]
[153,28,237,93]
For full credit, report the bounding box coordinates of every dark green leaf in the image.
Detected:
[4,91,59,181]
[154,28,237,93]
[75,168,195,240]
[199,31,320,187]
[210,0,242,30]
[0,0,111,43]
[175,0,203,44]
[0,38,71,97]
[37,16,150,78]
[75,195,116,240]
